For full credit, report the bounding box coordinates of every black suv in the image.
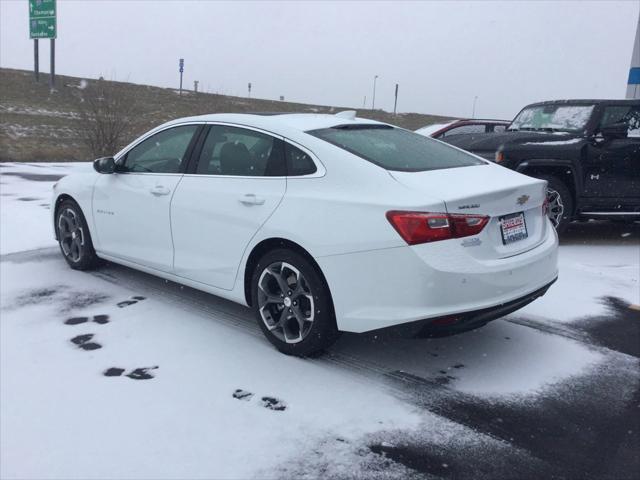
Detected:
[443,99,640,232]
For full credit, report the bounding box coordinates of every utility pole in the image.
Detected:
[472,96,478,118]
[393,83,399,115]
[363,96,366,108]
[194,80,199,93]
[178,58,184,96]
[372,75,379,110]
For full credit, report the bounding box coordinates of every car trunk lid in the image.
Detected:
[389,164,549,259]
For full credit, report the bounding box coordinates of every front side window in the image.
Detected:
[600,105,640,138]
[509,104,594,133]
[196,125,285,176]
[441,124,485,137]
[492,125,507,133]
[122,125,198,173]
[309,125,484,172]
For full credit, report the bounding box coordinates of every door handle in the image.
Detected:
[150,185,171,196]
[239,193,265,206]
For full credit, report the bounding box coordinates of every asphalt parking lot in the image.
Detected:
[1,163,639,479]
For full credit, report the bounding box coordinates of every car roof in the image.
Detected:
[161,112,388,135]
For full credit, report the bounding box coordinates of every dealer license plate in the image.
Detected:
[500,212,528,245]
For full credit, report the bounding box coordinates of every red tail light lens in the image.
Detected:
[386,211,489,245]
[542,197,549,216]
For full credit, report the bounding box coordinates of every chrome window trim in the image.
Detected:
[113,120,327,178]
[181,121,325,179]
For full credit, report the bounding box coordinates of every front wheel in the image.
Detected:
[56,199,101,270]
[251,249,339,357]
[539,175,574,234]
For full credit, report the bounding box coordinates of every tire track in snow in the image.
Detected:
[3,248,638,478]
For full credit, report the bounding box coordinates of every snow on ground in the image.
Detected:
[0,162,92,254]
[1,162,639,479]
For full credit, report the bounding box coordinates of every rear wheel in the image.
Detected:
[539,175,573,234]
[56,199,101,270]
[251,249,339,356]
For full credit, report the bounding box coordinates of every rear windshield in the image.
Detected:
[308,125,485,172]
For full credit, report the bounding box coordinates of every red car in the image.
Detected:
[416,119,510,139]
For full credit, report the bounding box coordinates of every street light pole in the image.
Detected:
[472,96,478,118]
[372,75,379,110]
[393,83,399,115]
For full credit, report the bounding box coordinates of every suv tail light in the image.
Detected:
[542,196,549,216]
[386,211,489,245]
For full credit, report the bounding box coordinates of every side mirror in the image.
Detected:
[600,122,628,140]
[93,157,116,174]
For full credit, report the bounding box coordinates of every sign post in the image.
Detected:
[179,58,184,96]
[29,0,56,86]
[248,82,252,98]
[34,39,39,82]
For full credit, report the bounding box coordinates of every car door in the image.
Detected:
[92,123,201,272]
[171,124,287,290]
[583,105,640,202]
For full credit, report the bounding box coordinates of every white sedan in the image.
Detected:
[52,112,558,356]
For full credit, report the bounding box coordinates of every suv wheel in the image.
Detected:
[251,249,339,356]
[539,175,573,234]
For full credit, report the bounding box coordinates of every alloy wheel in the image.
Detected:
[546,188,564,229]
[257,262,315,344]
[58,208,85,262]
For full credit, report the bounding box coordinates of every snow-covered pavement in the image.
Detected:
[1,162,639,479]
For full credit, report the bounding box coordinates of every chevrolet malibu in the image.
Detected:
[52,112,558,356]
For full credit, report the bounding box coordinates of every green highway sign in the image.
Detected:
[29,0,57,39]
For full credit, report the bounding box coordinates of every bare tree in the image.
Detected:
[78,79,136,158]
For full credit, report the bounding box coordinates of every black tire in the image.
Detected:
[55,199,101,270]
[539,175,574,234]
[250,248,339,357]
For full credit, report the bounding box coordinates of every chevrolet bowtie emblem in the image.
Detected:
[517,195,530,205]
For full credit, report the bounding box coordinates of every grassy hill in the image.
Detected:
[0,68,454,162]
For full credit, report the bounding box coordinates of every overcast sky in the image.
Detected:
[1,0,639,119]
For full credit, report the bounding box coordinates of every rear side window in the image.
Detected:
[309,125,485,172]
[196,125,285,176]
[285,143,317,176]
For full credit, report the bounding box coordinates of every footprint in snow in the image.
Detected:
[103,366,158,380]
[70,333,102,351]
[261,396,287,411]
[233,389,254,401]
[117,296,146,308]
[65,314,110,325]
[232,390,287,411]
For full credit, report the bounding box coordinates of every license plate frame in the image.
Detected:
[500,212,528,245]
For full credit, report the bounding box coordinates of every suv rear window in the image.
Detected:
[309,125,485,172]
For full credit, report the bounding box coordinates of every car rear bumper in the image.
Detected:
[316,226,558,333]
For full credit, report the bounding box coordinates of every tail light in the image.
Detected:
[495,151,505,163]
[386,211,489,245]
